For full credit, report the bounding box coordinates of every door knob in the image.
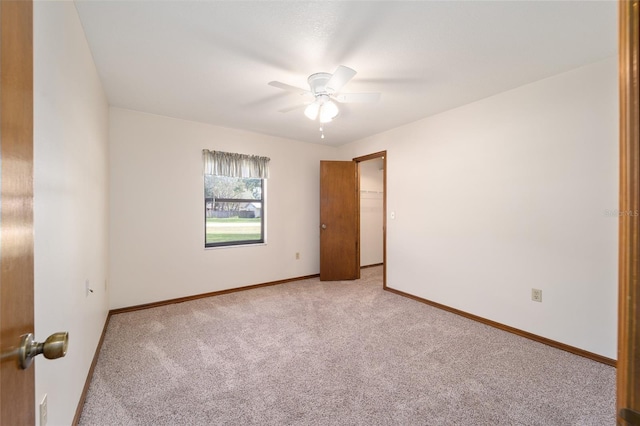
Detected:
[321,224,327,229]
[18,332,69,369]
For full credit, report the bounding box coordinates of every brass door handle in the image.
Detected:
[18,332,69,369]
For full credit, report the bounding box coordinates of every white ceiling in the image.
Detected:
[74,1,617,146]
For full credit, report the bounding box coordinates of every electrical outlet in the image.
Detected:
[295,252,300,260]
[40,394,48,426]
[531,288,542,303]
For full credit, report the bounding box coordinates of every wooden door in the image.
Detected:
[0,1,35,425]
[319,161,359,281]
[618,1,640,424]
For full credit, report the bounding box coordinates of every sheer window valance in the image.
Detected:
[203,149,270,178]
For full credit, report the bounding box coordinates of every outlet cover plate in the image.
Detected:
[531,288,542,302]
[40,394,48,426]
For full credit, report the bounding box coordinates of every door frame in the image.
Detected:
[354,151,387,288]
[617,0,639,423]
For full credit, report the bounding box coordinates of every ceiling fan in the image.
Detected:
[268,65,381,123]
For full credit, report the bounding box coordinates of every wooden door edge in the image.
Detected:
[617,0,640,423]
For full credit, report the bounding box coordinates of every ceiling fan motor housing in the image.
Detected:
[307,72,333,96]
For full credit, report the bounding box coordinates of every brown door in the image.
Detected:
[618,1,640,424]
[0,1,35,425]
[319,161,359,281]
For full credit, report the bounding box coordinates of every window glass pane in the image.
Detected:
[204,175,262,200]
[206,201,262,244]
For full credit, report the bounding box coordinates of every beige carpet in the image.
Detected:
[79,266,615,425]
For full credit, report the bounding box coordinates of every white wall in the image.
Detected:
[339,58,619,359]
[33,2,110,425]
[360,159,384,266]
[109,109,337,309]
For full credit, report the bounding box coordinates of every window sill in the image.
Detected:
[204,242,267,251]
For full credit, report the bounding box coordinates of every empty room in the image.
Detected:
[1,0,638,425]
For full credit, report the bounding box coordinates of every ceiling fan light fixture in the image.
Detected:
[319,100,339,123]
[304,102,320,120]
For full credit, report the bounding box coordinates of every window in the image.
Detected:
[205,176,264,246]
[203,150,269,248]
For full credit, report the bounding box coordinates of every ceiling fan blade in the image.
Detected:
[268,81,310,95]
[278,103,308,113]
[335,92,381,103]
[326,65,356,93]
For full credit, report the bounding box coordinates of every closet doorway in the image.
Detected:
[355,151,387,288]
